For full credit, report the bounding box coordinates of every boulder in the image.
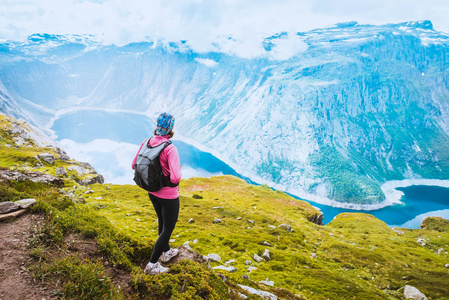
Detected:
[213,219,222,224]
[207,253,222,262]
[16,198,37,209]
[237,285,277,300]
[262,249,271,261]
[404,285,428,300]
[253,254,263,262]
[68,165,89,175]
[247,266,257,272]
[262,241,272,247]
[27,171,64,187]
[308,212,324,225]
[0,202,20,214]
[278,224,293,232]
[55,166,67,176]
[79,174,104,186]
[0,208,27,221]
[56,148,71,160]
[259,278,274,286]
[38,153,55,164]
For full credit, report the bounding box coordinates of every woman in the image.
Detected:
[132,112,182,274]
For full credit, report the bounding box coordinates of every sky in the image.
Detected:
[1,0,449,56]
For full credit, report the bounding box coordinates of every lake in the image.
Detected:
[50,109,449,228]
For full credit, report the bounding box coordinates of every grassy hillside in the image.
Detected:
[1,113,448,299]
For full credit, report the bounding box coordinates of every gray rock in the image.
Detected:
[225,259,235,265]
[437,248,445,254]
[278,224,293,232]
[238,292,248,299]
[308,212,324,225]
[247,219,255,224]
[241,274,250,280]
[247,266,257,272]
[16,198,37,209]
[237,217,242,220]
[187,218,195,223]
[212,206,224,209]
[253,254,263,262]
[0,202,20,214]
[68,165,88,175]
[311,252,317,259]
[259,278,274,286]
[79,174,104,186]
[213,218,222,223]
[245,260,252,265]
[38,153,55,164]
[262,249,271,261]
[445,263,449,268]
[212,265,237,272]
[55,166,67,176]
[268,225,276,229]
[56,148,70,160]
[237,284,277,300]
[404,285,428,300]
[416,238,426,246]
[207,253,222,262]
[262,241,272,247]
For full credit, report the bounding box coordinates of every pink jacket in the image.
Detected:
[132,135,182,199]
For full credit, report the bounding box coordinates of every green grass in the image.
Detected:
[1,113,449,299]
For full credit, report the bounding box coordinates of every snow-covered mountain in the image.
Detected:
[1,21,449,206]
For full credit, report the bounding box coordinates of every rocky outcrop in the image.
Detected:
[404,285,428,300]
[55,166,67,176]
[0,199,36,221]
[308,212,324,225]
[0,202,20,214]
[37,153,55,164]
[79,174,104,186]
[0,170,64,187]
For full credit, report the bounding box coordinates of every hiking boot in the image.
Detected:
[144,262,169,275]
[160,248,179,263]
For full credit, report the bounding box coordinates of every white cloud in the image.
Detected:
[59,138,225,184]
[1,0,449,58]
[60,138,138,184]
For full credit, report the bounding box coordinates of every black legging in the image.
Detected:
[149,194,180,263]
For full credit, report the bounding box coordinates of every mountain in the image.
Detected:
[1,21,449,206]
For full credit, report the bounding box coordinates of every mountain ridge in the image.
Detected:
[1,20,449,206]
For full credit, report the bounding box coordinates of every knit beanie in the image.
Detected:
[155,112,175,136]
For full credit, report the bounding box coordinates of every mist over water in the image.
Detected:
[51,110,449,229]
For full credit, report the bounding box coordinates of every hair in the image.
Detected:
[154,129,174,138]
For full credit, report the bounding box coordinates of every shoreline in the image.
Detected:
[45,107,449,212]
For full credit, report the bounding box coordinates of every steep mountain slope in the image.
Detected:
[1,21,449,205]
[1,113,449,299]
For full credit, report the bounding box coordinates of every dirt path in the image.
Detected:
[0,213,52,300]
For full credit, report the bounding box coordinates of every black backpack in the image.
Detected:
[133,138,174,192]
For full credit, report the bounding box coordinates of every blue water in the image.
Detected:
[51,110,449,228]
[308,186,449,226]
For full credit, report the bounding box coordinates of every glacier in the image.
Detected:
[1,21,449,207]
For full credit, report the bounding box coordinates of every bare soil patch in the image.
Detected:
[0,213,53,300]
